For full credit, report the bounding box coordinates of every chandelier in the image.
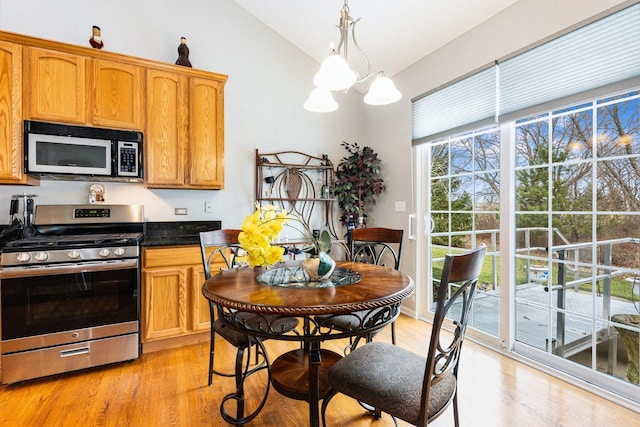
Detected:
[304,0,402,112]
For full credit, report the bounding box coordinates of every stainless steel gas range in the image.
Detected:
[0,204,143,384]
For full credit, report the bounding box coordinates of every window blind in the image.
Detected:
[412,64,496,145]
[411,2,640,145]
[499,2,640,122]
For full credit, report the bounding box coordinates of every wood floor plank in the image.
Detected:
[0,314,637,426]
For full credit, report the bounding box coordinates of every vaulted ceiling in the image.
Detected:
[232,0,520,77]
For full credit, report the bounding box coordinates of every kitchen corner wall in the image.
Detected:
[0,0,366,223]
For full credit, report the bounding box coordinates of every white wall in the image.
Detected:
[365,0,631,312]
[0,0,366,224]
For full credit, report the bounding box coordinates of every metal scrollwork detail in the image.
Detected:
[217,303,400,342]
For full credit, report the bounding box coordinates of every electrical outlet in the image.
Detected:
[204,201,213,213]
[395,201,406,212]
[174,208,188,215]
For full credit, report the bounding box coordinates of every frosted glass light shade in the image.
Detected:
[364,75,402,105]
[304,87,338,112]
[313,54,357,91]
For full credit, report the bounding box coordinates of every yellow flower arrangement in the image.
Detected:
[237,204,290,268]
[237,203,333,270]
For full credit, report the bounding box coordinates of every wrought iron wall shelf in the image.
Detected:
[255,149,340,240]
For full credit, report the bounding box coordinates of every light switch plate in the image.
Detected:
[395,201,406,212]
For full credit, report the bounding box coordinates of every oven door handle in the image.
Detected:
[60,346,91,358]
[0,259,139,278]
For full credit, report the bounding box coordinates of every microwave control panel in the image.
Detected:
[117,141,139,176]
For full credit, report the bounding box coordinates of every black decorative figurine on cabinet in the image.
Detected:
[175,37,192,67]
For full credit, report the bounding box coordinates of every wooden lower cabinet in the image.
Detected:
[141,245,222,352]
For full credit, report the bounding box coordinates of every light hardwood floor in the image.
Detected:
[0,314,638,426]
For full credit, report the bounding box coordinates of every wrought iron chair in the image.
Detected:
[321,245,487,427]
[200,229,297,424]
[316,227,404,351]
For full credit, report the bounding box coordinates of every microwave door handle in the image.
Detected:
[112,140,118,176]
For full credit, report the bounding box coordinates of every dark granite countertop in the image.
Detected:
[142,220,222,247]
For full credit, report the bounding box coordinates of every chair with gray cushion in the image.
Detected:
[200,229,298,424]
[321,245,487,427]
[317,227,403,350]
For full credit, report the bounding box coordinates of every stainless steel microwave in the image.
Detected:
[24,120,143,182]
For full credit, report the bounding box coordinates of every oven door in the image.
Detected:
[1,259,139,353]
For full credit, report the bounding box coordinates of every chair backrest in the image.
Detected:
[350,227,404,269]
[419,245,487,425]
[199,229,242,279]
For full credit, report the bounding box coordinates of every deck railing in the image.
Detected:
[430,226,640,368]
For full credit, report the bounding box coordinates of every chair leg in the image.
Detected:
[208,303,216,386]
[321,388,339,427]
[234,347,246,422]
[219,340,272,425]
[218,346,247,425]
[208,328,216,386]
[391,321,396,345]
[373,406,382,419]
[453,391,460,427]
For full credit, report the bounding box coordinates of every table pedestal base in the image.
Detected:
[271,348,342,401]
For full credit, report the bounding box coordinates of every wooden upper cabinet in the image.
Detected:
[0,41,35,184]
[189,77,224,188]
[0,41,22,182]
[0,30,227,188]
[145,70,225,189]
[91,59,143,130]
[25,47,87,124]
[25,49,143,129]
[145,69,187,187]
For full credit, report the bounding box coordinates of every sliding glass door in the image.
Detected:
[417,90,640,399]
[423,127,501,337]
[513,92,640,389]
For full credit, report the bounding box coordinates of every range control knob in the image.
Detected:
[113,247,125,257]
[34,252,48,262]
[68,250,81,259]
[98,248,111,257]
[16,252,31,263]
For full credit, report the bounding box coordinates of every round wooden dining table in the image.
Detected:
[202,260,414,427]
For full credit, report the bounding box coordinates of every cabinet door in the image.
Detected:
[145,69,187,187]
[0,41,26,184]
[188,77,224,188]
[142,267,188,341]
[190,267,211,332]
[91,59,143,129]
[26,47,86,124]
